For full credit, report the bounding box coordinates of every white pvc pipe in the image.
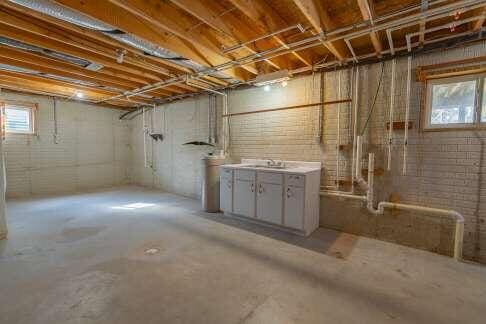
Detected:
[351,66,359,193]
[321,153,464,261]
[387,59,396,171]
[320,191,367,201]
[336,70,342,190]
[0,123,6,240]
[403,56,412,175]
[142,107,148,168]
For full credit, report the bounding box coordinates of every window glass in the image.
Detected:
[5,105,32,133]
[430,80,476,125]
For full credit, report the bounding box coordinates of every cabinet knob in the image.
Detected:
[286,187,291,198]
[251,183,254,192]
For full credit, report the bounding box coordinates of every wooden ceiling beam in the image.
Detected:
[473,7,486,31]
[0,45,141,89]
[0,68,171,102]
[106,0,255,78]
[291,0,346,61]
[0,9,166,81]
[0,86,133,110]
[229,0,314,67]
[0,24,155,85]
[0,0,198,76]
[356,0,382,56]
[52,0,214,71]
[170,0,282,70]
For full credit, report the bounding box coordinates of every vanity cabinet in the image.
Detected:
[256,172,283,225]
[233,170,256,218]
[284,175,305,230]
[220,160,321,236]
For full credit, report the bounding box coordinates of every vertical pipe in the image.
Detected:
[53,97,59,144]
[387,59,396,171]
[316,71,324,143]
[142,107,148,168]
[222,93,228,156]
[208,95,212,144]
[356,135,363,182]
[336,70,342,190]
[150,104,155,170]
[351,66,359,193]
[367,153,375,209]
[403,56,412,175]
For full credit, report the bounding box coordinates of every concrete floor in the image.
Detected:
[0,186,485,324]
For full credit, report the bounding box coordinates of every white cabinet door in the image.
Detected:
[220,174,233,213]
[233,179,255,218]
[284,186,305,230]
[257,182,283,225]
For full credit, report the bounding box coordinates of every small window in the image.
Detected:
[425,75,485,130]
[2,102,36,134]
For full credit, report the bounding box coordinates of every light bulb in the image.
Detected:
[75,91,84,98]
[281,81,288,87]
[263,85,271,92]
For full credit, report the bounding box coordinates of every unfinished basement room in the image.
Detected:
[1,0,486,323]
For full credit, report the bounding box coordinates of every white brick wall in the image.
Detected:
[129,41,486,263]
[128,97,217,198]
[1,92,130,197]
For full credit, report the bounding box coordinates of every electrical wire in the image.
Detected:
[359,62,385,136]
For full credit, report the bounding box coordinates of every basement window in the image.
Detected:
[424,75,485,129]
[2,102,36,134]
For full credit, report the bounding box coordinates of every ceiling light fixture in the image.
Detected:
[263,85,271,92]
[75,91,84,98]
[281,80,288,87]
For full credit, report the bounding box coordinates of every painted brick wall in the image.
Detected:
[1,92,130,197]
[129,41,486,263]
[128,97,218,198]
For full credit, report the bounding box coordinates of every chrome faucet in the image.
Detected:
[267,159,276,166]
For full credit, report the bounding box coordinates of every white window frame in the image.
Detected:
[424,73,485,130]
[2,101,37,135]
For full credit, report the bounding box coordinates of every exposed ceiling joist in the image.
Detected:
[229,0,314,67]
[357,0,382,56]
[291,0,346,60]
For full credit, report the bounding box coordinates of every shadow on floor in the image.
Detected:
[192,210,358,259]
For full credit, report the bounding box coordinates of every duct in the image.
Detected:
[0,36,91,67]
[8,0,238,83]
[9,0,115,31]
[0,63,38,74]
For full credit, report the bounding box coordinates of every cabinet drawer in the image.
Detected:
[286,174,305,187]
[235,169,256,181]
[257,171,283,185]
[220,168,233,180]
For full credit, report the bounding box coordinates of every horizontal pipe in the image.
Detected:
[222,24,304,54]
[98,0,481,105]
[222,99,351,117]
[320,191,367,201]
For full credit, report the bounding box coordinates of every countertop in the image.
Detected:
[220,163,321,175]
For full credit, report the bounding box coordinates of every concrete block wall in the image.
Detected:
[129,41,486,263]
[128,97,218,199]
[1,92,130,197]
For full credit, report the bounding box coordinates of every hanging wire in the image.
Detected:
[359,62,385,136]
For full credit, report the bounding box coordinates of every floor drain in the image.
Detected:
[144,248,160,255]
